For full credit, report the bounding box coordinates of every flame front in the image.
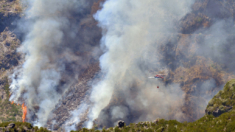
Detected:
[22,103,27,122]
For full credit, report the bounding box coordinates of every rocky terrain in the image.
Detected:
[0,0,235,131]
[0,122,50,132]
[206,79,235,117]
[0,0,22,123]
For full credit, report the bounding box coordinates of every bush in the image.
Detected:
[226,120,235,132]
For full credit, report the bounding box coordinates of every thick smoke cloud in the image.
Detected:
[84,0,195,128]
[8,0,235,130]
[9,0,97,127]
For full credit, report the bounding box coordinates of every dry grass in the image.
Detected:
[0,0,22,15]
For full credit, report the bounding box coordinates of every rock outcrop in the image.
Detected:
[117,120,125,128]
[205,79,235,117]
[0,122,36,132]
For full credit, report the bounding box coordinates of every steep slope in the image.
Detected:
[0,77,22,123]
[0,0,235,131]
[206,79,235,117]
[1,78,234,132]
[72,79,235,132]
[45,0,103,130]
[53,0,235,130]
[0,0,21,32]
[0,122,50,132]
[0,0,22,122]
[0,0,104,128]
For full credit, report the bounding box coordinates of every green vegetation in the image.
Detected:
[206,79,235,117]
[0,77,22,122]
[196,17,203,23]
[71,110,235,132]
[0,122,51,132]
[4,77,10,97]
[0,122,32,128]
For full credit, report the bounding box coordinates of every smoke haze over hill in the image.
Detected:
[9,0,100,127]
[84,0,196,128]
[5,0,235,131]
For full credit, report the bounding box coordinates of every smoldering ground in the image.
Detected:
[9,0,102,127]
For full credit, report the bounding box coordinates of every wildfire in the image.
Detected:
[22,103,27,122]
[11,101,14,104]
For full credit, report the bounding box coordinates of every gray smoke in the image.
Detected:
[190,18,235,118]
[65,103,89,131]
[9,0,91,127]
[191,19,235,72]
[177,12,235,120]
[192,79,224,114]
[84,0,195,128]
[8,0,235,130]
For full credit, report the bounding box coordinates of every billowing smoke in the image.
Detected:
[8,0,235,130]
[84,0,195,128]
[8,0,96,127]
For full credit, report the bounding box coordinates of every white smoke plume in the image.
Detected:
[84,0,195,128]
[65,103,89,131]
[9,0,89,127]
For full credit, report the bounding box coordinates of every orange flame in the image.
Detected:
[22,103,27,122]
[11,101,14,104]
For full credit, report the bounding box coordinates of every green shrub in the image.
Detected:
[226,120,235,132]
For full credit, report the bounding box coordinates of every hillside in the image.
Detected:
[206,79,235,117]
[0,79,234,131]
[89,0,235,128]
[0,0,22,15]
[71,79,235,132]
[0,0,235,131]
[0,0,23,123]
[0,122,50,132]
